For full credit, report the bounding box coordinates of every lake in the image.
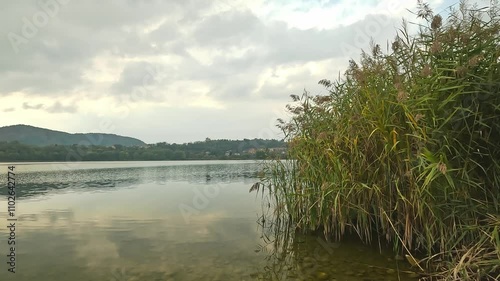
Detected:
[0,161,419,280]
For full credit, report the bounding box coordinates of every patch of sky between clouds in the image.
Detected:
[250,0,411,30]
[252,0,473,31]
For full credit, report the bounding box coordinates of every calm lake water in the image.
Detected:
[0,161,419,280]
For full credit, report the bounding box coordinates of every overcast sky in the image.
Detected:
[0,0,489,143]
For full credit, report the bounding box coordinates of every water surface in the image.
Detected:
[0,161,419,280]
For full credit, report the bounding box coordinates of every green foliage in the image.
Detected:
[264,2,499,280]
[0,138,286,161]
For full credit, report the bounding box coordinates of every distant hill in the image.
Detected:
[0,125,146,147]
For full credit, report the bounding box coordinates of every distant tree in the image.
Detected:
[173,151,186,160]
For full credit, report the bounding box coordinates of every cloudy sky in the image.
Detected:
[0,0,489,143]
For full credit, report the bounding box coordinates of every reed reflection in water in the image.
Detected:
[254,186,421,281]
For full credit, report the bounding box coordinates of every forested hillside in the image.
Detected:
[0,125,145,147]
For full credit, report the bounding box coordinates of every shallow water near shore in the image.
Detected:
[0,161,419,280]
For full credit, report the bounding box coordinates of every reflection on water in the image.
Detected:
[0,161,419,280]
[256,221,420,281]
[0,160,261,198]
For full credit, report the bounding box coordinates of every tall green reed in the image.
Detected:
[262,1,500,279]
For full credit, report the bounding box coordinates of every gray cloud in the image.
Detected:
[0,0,206,96]
[22,101,76,114]
[149,22,181,44]
[164,11,401,100]
[111,61,166,95]
[3,108,15,112]
[194,9,262,46]
[260,14,399,64]
[0,0,401,101]
[46,101,77,113]
[23,102,44,110]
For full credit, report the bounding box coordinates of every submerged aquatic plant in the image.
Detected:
[261,1,500,280]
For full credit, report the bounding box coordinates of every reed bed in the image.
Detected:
[261,1,500,279]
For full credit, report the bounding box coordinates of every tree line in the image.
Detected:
[0,138,287,162]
